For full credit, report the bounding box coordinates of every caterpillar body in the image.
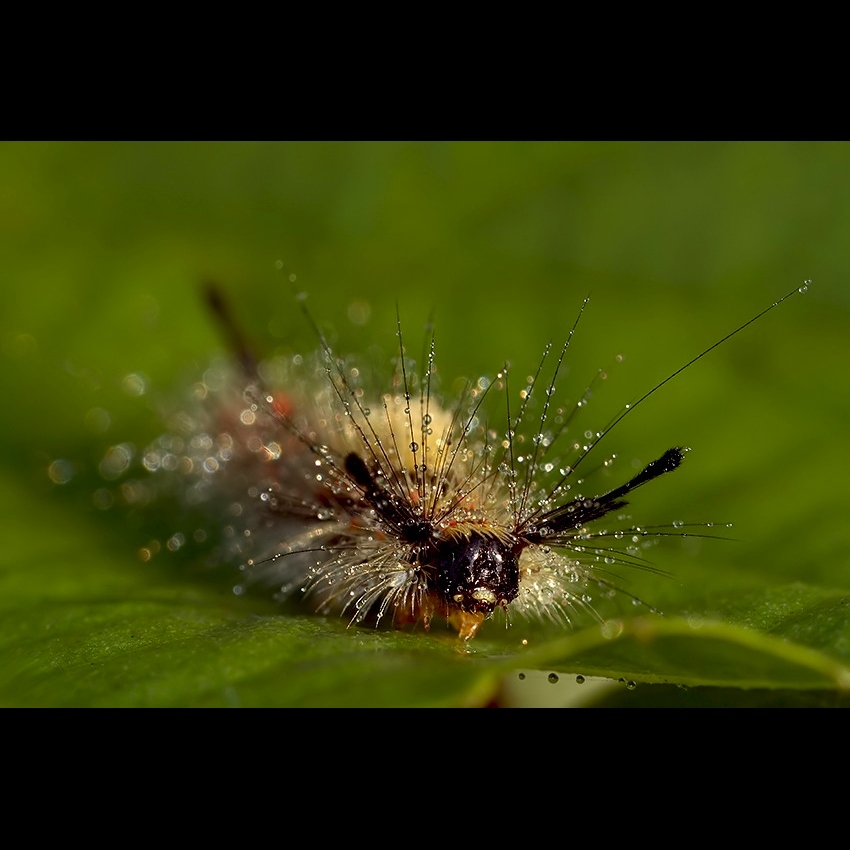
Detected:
[141,281,806,642]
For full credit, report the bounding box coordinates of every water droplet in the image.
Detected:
[167,532,185,551]
[85,407,111,434]
[575,675,585,684]
[547,672,559,684]
[122,372,148,396]
[601,620,624,639]
[92,488,113,510]
[799,278,811,293]
[99,443,134,480]
[47,458,74,484]
[347,300,371,325]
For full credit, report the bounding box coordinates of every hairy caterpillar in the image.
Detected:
[138,280,807,642]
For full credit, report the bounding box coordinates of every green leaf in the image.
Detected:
[2,142,848,706]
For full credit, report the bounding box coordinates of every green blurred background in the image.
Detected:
[1,142,847,706]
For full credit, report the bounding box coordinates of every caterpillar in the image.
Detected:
[138,279,807,642]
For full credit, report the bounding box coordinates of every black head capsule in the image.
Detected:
[433,531,521,615]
